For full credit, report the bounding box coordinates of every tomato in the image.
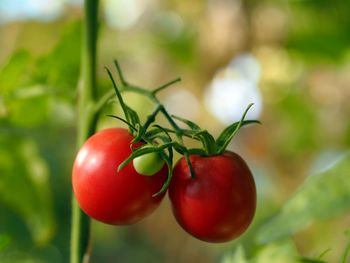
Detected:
[133,151,165,176]
[168,151,256,242]
[72,128,167,225]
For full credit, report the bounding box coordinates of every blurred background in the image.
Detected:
[1,0,350,262]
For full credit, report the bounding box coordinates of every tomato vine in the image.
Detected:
[102,60,260,195]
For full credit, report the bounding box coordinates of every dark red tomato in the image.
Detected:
[72,128,167,225]
[169,151,256,242]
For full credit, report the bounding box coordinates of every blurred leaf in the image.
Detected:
[0,50,32,94]
[0,135,56,245]
[7,88,50,127]
[152,16,196,65]
[287,0,350,62]
[0,21,81,127]
[257,152,350,243]
[275,92,319,157]
[221,246,248,263]
[34,21,81,97]
[253,240,299,263]
[0,235,11,251]
[298,258,327,263]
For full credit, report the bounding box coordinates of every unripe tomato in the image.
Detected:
[72,128,167,225]
[169,151,256,242]
[133,151,165,176]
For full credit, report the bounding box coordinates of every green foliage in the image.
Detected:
[221,240,300,263]
[0,21,81,127]
[0,20,81,258]
[0,135,56,245]
[0,50,33,94]
[286,0,350,62]
[221,246,248,263]
[0,235,11,252]
[253,240,299,263]
[34,21,81,96]
[274,91,319,157]
[257,153,350,243]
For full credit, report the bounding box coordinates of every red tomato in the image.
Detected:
[72,128,167,225]
[169,151,256,242]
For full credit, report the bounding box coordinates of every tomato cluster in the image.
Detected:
[73,128,256,242]
[72,64,258,243]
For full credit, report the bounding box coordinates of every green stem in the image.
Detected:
[115,76,197,178]
[70,0,99,262]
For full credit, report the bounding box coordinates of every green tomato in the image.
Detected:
[133,152,165,176]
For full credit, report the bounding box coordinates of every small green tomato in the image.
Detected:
[133,152,165,176]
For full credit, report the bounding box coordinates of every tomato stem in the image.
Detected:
[106,62,259,184]
[70,0,99,262]
[118,76,197,178]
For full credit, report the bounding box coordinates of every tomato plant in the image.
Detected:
[72,128,167,225]
[169,152,256,242]
[72,62,259,243]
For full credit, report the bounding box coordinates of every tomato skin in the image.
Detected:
[169,152,256,242]
[133,151,165,176]
[72,128,167,225]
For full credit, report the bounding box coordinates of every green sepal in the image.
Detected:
[105,67,130,123]
[215,103,261,154]
[172,115,201,130]
[172,115,217,154]
[187,148,208,156]
[184,151,196,179]
[193,130,216,155]
[132,105,162,144]
[152,129,174,196]
[125,105,141,127]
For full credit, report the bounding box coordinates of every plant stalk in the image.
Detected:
[70,0,99,262]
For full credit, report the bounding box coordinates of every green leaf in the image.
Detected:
[0,136,56,245]
[257,152,350,243]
